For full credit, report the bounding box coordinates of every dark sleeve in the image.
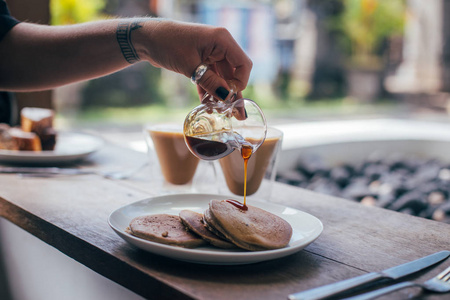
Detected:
[0,0,20,42]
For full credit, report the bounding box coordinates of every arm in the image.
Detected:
[0,18,252,99]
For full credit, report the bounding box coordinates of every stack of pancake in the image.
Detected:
[127,199,293,251]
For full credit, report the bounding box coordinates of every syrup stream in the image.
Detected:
[241,145,253,207]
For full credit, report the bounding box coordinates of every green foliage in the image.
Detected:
[50,0,107,25]
[81,65,164,108]
[333,0,406,67]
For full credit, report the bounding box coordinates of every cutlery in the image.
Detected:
[0,166,93,175]
[0,162,149,180]
[288,250,450,300]
[346,265,450,300]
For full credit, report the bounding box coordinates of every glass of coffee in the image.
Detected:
[217,127,283,201]
[145,123,200,185]
[145,123,218,194]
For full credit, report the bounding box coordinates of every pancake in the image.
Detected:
[204,199,293,251]
[202,209,229,241]
[179,210,235,249]
[128,214,206,248]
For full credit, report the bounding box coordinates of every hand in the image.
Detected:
[137,20,252,101]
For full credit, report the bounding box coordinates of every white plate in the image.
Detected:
[108,193,323,265]
[0,131,104,164]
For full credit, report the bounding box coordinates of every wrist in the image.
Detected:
[116,19,142,64]
[128,18,149,63]
[116,18,155,65]
[131,18,169,64]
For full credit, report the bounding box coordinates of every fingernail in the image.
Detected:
[216,87,229,100]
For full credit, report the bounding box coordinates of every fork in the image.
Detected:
[101,161,149,179]
[346,266,450,300]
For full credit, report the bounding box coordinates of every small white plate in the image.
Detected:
[108,193,323,265]
[0,131,104,164]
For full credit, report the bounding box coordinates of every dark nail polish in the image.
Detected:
[244,108,248,118]
[216,87,229,100]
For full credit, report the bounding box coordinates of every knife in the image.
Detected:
[0,166,93,175]
[288,250,450,300]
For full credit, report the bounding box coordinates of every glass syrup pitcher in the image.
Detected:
[183,91,267,162]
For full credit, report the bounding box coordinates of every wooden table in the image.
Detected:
[0,142,449,300]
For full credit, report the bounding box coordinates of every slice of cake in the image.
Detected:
[21,107,57,150]
[39,127,57,151]
[9,127,42,151]
[0,123,18,150]
[21,107,54,134]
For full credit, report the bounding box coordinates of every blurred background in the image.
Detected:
[5,0,450,129]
